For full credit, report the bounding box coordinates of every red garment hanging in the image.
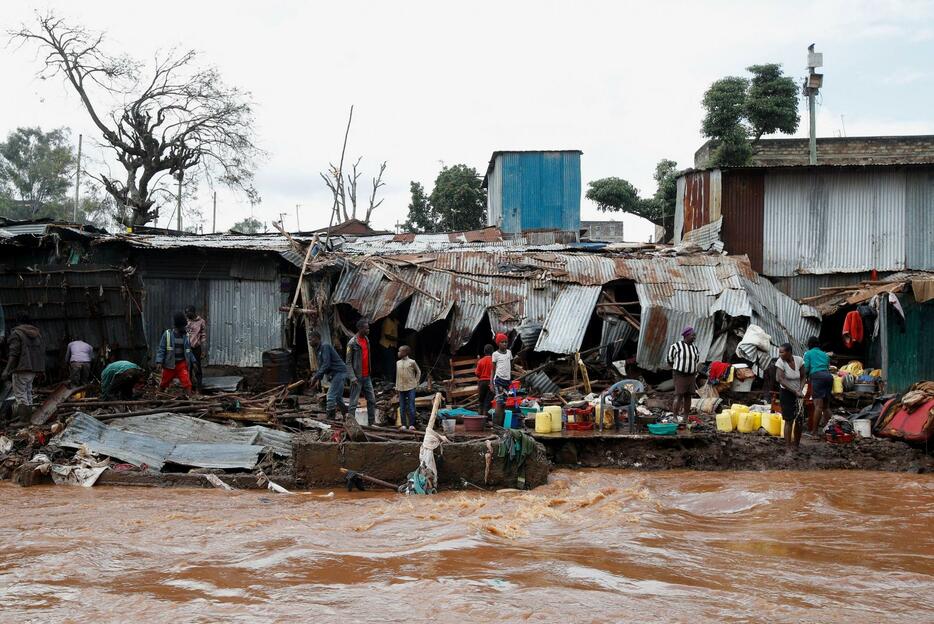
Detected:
[842,310,864,348]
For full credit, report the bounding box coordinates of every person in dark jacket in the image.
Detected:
[155,312,195,396]
[2,313,45,408]
[307,330,349,418]
[345,318,377,425]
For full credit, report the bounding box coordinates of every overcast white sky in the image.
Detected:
[3,0,934,240]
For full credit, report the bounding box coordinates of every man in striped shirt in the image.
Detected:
[667,327,700,418]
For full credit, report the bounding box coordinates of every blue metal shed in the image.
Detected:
[483,150,582,234]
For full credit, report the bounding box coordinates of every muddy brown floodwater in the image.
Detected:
[1,470,932,623]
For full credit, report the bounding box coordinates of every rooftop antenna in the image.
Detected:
[804,43,824,165]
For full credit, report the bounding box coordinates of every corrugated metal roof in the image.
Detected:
[107,413,292,457]
[0,222,54,236]
[535,285,600,354]
[54,413,269,471]
[96,233,306,252]
[681,217,724,252]
[405,272,454,331]
[329,249,819,361]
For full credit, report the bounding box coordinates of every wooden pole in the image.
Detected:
[339,467,399,491]
[423,392,444,437]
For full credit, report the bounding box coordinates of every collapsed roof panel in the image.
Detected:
[535,285,601,354]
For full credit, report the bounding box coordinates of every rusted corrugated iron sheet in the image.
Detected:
[330,249,818,361]
[535,285,601,354]
[720,170,764,273]
[332,265,413,322]
[637,308,715,371]
[676,170,722,242]
[405,272,454,331]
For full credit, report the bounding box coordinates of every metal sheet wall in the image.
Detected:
[0,267,147,371]
[884,296,934,393]
[207,280,283,367]
[720,170,764,272]
[496,152,581,234]
[763,169,908,276]
[906,169,934,270]
[141,277,209,361]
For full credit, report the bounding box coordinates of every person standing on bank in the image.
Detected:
[184,306,206,391]
[2,313,45,411]
[346,318,377,425]
[307,330,349,419]
[65,338,94,387]
[475,344,494,415]
[396,345,420,430]
[491,333,513,427]
[803,336,833,436]
[667,327,700,419]
[155,312,195,396]
[775,343,805,449]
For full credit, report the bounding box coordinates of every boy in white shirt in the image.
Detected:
[491,332,512,426]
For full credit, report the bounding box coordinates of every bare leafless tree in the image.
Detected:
[11,13,261,226]
[365,161,387,224]
[318,106,386,225]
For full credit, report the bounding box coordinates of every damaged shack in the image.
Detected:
[285,229,820,390]
[0,218,820,389]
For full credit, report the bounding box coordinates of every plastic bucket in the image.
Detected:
[545,406,563,432]
[716,412,734,432]
[854,419,872,438]
[534,412,552,433]
[441,418,456,434]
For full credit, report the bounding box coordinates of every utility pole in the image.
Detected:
[805,44,824,165]
[295,203,302,231]
[176,170,183,232]
[212,191,217,233]
[73,134,82,222]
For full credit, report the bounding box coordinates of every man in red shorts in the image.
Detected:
[155,312,195,396]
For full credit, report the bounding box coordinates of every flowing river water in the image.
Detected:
[1,470,931,623]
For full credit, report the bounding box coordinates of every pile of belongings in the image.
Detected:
[735,325,772,376]
[824,416,856,444]
[874,382,934,443]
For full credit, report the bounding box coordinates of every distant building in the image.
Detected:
[675,135,934,283]
[580,220,625,242]
[693,135,934,169]
[483,150,582,235]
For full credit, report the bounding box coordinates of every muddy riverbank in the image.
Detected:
[539,432,933,473]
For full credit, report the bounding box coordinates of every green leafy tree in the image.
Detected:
[745,63,800,141]
[403,181,435,233]
[0,127,74,219]
[701,63,799,166]
[702,76,751,166]
[651,159,679,237]
[429,164,486,232]
[586,158,680,241]
[230,217,265,234]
